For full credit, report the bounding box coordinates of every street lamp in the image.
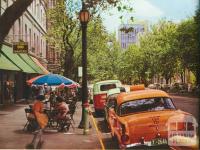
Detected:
[78,3,90,135]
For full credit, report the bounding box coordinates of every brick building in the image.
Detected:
[46,0,61,73]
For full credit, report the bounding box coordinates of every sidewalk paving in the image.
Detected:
[0,101,102,149]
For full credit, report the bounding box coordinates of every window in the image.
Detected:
[12,24,15,42]
[25,24,27,42]
[119,97,176,116]
[29,29,32,47]
[41,9,42,22]
[107,94,118,109]
[18,19,21,41]
[34,0,36,15]
[37,35,39,55]
[33,33,36,52]
[40,39,42,57]
[100,84,116,91]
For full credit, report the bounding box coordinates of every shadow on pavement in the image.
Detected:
[92,112,104,118]
[0,104,25,112]
[103,137,119,149]
[97,120,110,133]
[14,129,32,135]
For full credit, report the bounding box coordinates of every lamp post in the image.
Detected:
[78,3,90,135]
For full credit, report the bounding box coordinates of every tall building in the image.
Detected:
[118,22,147,49]
[0,0,49,105]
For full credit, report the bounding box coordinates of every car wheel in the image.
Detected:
[112,134,120,149]
[111,133,117,141]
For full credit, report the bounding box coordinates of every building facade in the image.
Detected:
[0,0,49,105]
[1,0,48,66]
[46,0,61,74]
[118,23,147,49]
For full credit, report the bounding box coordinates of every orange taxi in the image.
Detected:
[107,85,197,149]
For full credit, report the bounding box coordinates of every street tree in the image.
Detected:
[47,0,134,80]
[46,0,81,80]
[176,18,198,83]
[87,19,122,81]
[194,5,200,85]
[148,21,179,84]
[118,44,141,84]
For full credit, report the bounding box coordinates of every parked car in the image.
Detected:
[93,80,122,115]
[106,85,196,149]
[104,87,126,125]
[171,82,188,93]
[161,84,171,92]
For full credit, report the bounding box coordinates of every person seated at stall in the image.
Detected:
[32,95,48,129]
[55,96,69,120]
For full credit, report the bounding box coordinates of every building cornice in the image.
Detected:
[25,10,47,34]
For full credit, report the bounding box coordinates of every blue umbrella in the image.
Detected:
[32,74,75,86]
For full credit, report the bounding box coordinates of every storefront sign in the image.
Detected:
[13,41,28,53]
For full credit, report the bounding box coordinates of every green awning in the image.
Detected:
[19,54,44,74]
[0,53,21,71]
[1,45,37,73]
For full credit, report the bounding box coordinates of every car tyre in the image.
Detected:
[112,134,120,149]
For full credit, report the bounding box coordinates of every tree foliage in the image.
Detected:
[46,0,81,80]
[115,18,198,85]
[46,0,134,80]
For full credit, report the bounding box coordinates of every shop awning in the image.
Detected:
[0,53,21,71]
[19,54,45,74]
[1,45,37,73]
[30,56,49,74]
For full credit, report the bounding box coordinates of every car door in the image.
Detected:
[105,97,115,123]
[108,99,117,136]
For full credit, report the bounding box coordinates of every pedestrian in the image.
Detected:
[55,96,69,120]
[32,95,48,129]
[38,85,45,96]
[55,96,69,132]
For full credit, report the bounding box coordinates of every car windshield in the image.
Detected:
[119,97,176,116]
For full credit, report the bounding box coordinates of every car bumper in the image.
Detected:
[121,140,168,149]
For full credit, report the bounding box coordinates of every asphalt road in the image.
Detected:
[171,95,199,120]
[93,95,199,149]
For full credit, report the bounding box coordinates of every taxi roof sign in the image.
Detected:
[130,84,145,91]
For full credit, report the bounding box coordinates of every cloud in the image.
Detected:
[134,0,164,17]
[101,0,165,32]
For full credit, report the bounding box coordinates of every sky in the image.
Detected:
[101,0,199,33]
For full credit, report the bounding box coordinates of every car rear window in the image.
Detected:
[119,97,176,116]
[100,84,117,91]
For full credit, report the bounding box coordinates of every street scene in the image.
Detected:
[0,0,199,149]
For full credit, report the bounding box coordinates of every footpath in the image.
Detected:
[0,101,102,149]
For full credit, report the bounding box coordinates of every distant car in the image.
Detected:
[93,80,122,115]
[161,84,171,92]
[171,82,188,92]
[148,83,161,89]
[107,85,196,149]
